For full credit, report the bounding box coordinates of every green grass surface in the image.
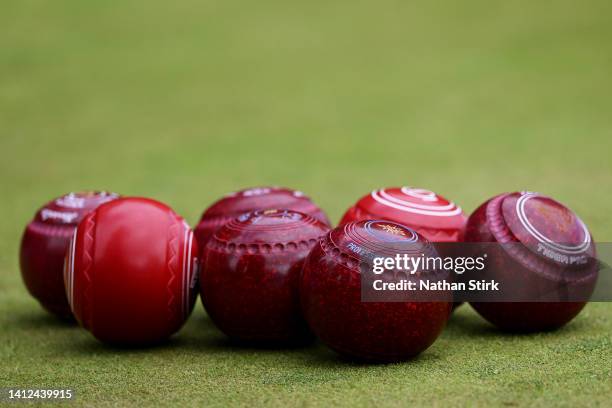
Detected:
[1,0,611,406]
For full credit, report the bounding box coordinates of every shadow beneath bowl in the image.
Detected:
[177,311,318,352]
[297,340,443,368]
[445,305,592,338]
[7,310,77,330]
[65,335,184,355]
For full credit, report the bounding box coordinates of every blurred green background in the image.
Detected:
[1,1,611,406]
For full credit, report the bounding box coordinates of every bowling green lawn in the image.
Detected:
[1,1,611,407]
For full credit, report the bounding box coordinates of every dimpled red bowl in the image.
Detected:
[300,220,452,362]
[466,191,598,332]
[64,197,199,344]
[194,187,330,249]
[20,191,119,319]
[201,209,330,343]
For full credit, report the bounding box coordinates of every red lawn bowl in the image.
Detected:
[300,220,452,362]
[65,197,198,344]
[340,186,466,242]
[20,191,119,319]
[466,191,598,332]
[201,209,330,344]
[195,187,330,251]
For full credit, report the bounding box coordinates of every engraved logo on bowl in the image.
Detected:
[364,220,418,243]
